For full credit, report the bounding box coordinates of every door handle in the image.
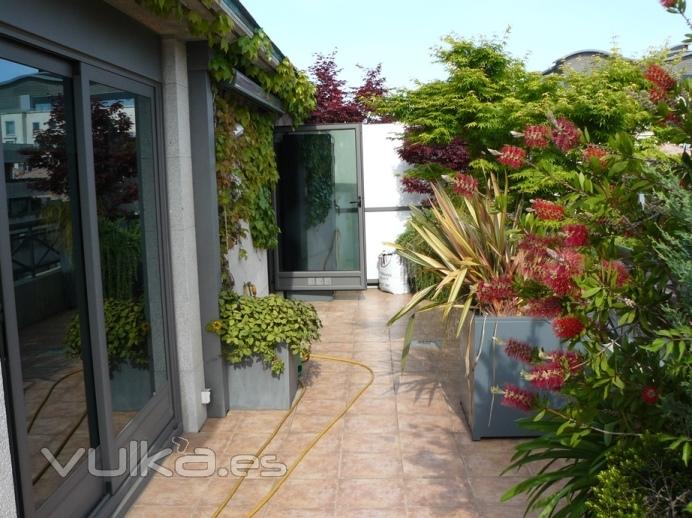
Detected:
[349,196,362,208]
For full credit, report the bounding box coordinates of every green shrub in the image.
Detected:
[586,437,692,518]
[65,298,149,369]
[208,292,322,375]
[395,218,439,292]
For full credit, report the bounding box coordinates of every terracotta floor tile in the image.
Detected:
[336,478,405,509]
[128,292,532,517]
[341,432,400,454]
[404,478,472,507]
[340,451,403,479]
[273,478,338,508]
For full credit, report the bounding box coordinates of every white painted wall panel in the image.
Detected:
[365,210,413,281]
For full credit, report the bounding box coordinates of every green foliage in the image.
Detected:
[502,419,610,518]
[395,218,439,291]
[208,292,322,375]
[586,437,692,517]
[302,134,334,227]
[137,0,315,124]
[98,218,141,300]
[379,36,654,165]
[65,298,150,369]
[215,93,280,252]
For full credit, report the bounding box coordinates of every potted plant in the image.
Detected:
[65,297,151,411]
[389,174,569,439]
[207,291,321,410]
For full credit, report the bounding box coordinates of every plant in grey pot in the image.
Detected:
[207,291,321,410]
[389,176,572,439]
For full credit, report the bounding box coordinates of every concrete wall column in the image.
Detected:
[161,37,206,432]
[187,41,228,418]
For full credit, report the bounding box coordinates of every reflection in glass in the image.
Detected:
[89,82,167,436]
[276,129,361,272]
[0,58,95,508]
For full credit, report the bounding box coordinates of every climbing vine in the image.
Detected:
[215,94,279,252]
[137,0,317,270]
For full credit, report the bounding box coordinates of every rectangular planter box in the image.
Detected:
[459,315,564,440]
[225,342,298,410]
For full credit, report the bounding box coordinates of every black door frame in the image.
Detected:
[0,37,181,518]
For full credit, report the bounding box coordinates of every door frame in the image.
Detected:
[273,123,367,291]
[0,38,181,518]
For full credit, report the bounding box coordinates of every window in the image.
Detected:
[32,121,39,133]
[4,119,15,135]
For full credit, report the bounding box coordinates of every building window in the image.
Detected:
[5,120,15,135]
[32,121,40,134]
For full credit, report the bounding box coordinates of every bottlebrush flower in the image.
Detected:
[524,124,551,149]
[641,385,659,404]
[452,172,478,198]
[527,362,565,390]
[401,176,432,194]
[602,259,631,287]
[524,297,563,319]
[548,350,583,373]
[660,0,677,7]
[531,199,565,221]
[477,275,515,303]
[497,145,526,169]
[582,144,608,165]
[649,85,668,104]
[504,339,535,364]
[551,117,581,152]
[519,233,563,256]
[542,263,575,296]
[644,64,676,91]
[552,316,584,340]
[501,384,536,411]
[556,249,585,275]
[562,224,589,247]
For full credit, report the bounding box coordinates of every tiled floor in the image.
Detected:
[129,289,535,517]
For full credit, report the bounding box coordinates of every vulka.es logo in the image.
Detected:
[41,437,287,479]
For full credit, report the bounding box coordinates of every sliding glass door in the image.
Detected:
[0,41,176,518]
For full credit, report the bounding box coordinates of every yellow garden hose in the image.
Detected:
[210,354,375,518]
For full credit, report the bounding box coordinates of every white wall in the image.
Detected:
[225,222,270,297]
[361,123,425,281]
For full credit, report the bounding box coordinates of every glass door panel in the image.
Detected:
[0,56,100,511]
[274,125,365,290]
[88,81,168,437]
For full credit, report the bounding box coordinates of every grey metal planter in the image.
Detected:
[110,363,153,412]
[226,342,298,410]
[459,315,564,440]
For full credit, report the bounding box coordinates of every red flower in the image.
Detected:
[528,362,566,391]
[504,339,535,364]
[558,249,585,275]
[641,385,659,404]
[452,173,478,198]
[548,350,583,373]
[501,384,536,411]
[401,176,432,194]
[524,297,563,319]
[542,263,574,296]
[552,316,584,340]
[498,145,526,169]
[583,144,608,165]
[660,0,677,7]
[602,259,631,287]
[477,275,515,304]
[531,199,565,221]
[649,85,668,104]
[551,117,581,152]
[644,64,676,91]
[524,124,551,149]
[562,224,589,247]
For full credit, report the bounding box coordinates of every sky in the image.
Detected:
[242,0,686,89]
